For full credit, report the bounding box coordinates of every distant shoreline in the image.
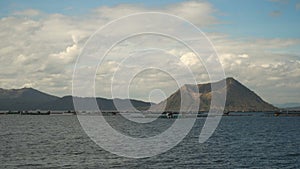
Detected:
[1,110,299,117]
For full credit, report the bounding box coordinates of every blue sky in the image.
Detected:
[209,0,300,38]
[1,0,299,39]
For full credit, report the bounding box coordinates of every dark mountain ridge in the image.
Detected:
[0,78,278,112]
[0,87,59,110]
[0,88,152,111]
[152,77,277,112]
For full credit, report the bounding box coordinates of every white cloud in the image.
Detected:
[211,33,300,103]
[267,76,281,81]
[166,1,219,26]
[238,54,249,58]
[90,1,218,27]
[180,52,200,66]
[0,1,299,104]
[49,42,79,63]
[15,54,26,62]
[261,64,270,68]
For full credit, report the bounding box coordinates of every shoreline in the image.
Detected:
[1,110,299,117]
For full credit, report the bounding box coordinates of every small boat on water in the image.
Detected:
[274,112,280,116]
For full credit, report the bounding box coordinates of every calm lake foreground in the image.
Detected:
[1,114,299,169]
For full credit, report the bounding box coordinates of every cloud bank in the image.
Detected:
[0,1,299,104]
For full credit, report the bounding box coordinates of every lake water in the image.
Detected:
[0,115,299,168]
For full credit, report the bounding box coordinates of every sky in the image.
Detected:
[0,0,299,105]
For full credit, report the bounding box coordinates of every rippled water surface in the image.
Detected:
[0,115,299,168]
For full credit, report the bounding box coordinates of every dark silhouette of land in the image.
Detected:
[152,77,277,112]
[0,88,152,111]
[0,77,286,113]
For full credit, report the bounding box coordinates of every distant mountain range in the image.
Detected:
[284,106,300,111]
[0,88,152,111]
[0,77,278,112]
[0,88,59,110]
[275,103,300,109]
